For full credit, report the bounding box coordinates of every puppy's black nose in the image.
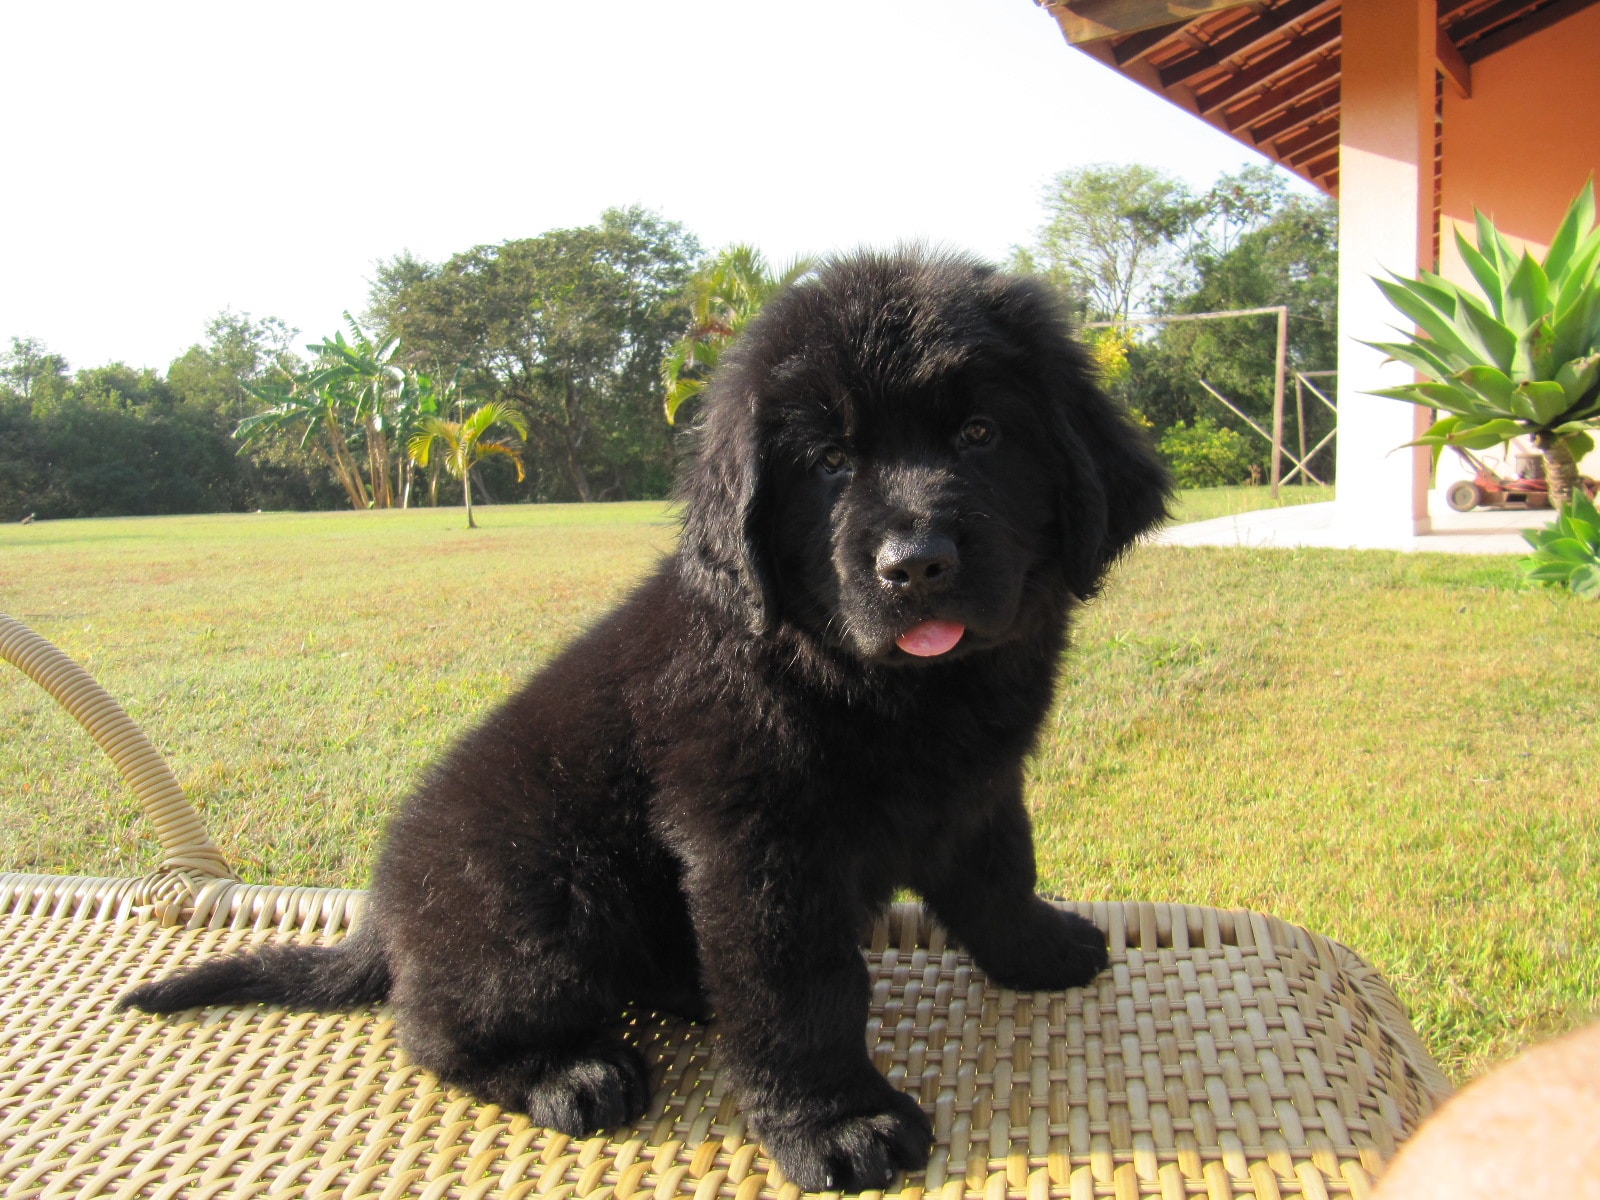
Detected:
[876,534,958,593]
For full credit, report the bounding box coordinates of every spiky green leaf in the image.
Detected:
[1368,382,1483,416]
[1453,294,1518,371]
[1554,235,1600,316]
[1571,563,1600,597]
[1362,338,1460,382]
[1455,229,1506,316]
[1374,278,1477,361]
[1547,289,1600,370]
[1473,210,1504,275]
[1504,253,1552,333]
[1451,418,1528,449]
[1515,381,1570,425]
[1543,181,1595,280]
[1454,365,1515,409]
[1559,513,1598,549]
[1538,536,1597,564]
[1520,560,1577,583]
[1555,354,1600,403]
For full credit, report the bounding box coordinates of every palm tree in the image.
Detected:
[662,246,812,423]
[398,367,476,507]
[407,402,530,528]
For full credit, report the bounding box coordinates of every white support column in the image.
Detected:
[1335,0,1435,546]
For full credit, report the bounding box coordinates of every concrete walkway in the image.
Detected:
[1151,499,1550,554]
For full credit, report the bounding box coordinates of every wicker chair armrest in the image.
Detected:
[1,611,236,887]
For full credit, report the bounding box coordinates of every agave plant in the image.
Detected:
[1367,181,1600,508]
[1522,489,1600,598]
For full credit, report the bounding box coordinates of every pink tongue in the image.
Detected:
[895,620,966,657]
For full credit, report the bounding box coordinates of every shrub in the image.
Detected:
[1522,490,1600,597]
[1157,417,1259,488]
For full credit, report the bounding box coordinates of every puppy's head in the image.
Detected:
[678,249,1170,661]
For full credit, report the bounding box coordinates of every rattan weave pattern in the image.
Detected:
[0,887,1449,1200]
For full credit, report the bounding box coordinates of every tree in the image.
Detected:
[302,317,408,508]
[662,245,812,424]
[402,366,465,506]
[235,369,371,509]
[166,312,299,421]
[1030,164,1200,321]
[235,316,428,510]
[2,337,69,401]
[370,207,698,502]
[407,401,530,528]
[1121,191,1338,478]
[1194,164,1289,257]
[17,363,239,518]
[165,312,340,512]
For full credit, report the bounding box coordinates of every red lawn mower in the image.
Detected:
[1444,446,1599,511]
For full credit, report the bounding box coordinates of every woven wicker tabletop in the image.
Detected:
[0,883,1449,1200]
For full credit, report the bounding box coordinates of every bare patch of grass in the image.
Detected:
[2,502,1595,1082]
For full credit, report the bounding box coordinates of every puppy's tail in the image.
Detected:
[117,922,391,1014]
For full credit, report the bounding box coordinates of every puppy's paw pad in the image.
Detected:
[765,1092,933,1193]
[524,1043,649,1137]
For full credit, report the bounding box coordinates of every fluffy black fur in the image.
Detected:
[120,250,1171,1192]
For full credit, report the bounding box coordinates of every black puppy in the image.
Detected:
[121,250,1170,1192]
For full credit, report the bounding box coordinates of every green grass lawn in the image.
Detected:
[1168,482,1334,523]
[2,496,1595,1085]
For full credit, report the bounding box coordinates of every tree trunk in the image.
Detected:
[463,466,476,529]
[562,378,593,502]
[311,440,365,510]
[470,467,497,504]
[1536,434,1580,511]
[322,417,369,509]
[568,457,593,503]
[367,423,393,508]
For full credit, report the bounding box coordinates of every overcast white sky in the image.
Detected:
[2,0,1296,373]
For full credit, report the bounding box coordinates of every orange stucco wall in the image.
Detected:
[1440,5,1600,268]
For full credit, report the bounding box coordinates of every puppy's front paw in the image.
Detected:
[523,1041,649,1136]
[761,1087,933,1193]
[971,902,1109,993]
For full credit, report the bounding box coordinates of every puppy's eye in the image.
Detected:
[817,445,850,474]
[958,417,997,448]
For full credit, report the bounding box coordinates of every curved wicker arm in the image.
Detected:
[0,611,236,883]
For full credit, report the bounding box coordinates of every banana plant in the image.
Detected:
[1366,180,1600,508]
[304,316,407,508]
[236,375,371,510]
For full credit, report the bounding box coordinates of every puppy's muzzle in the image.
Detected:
[875,533,959,596]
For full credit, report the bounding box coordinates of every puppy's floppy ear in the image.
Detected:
[995,276,1171,598]
[677,384,778,634]
[1054,363,1172,598]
